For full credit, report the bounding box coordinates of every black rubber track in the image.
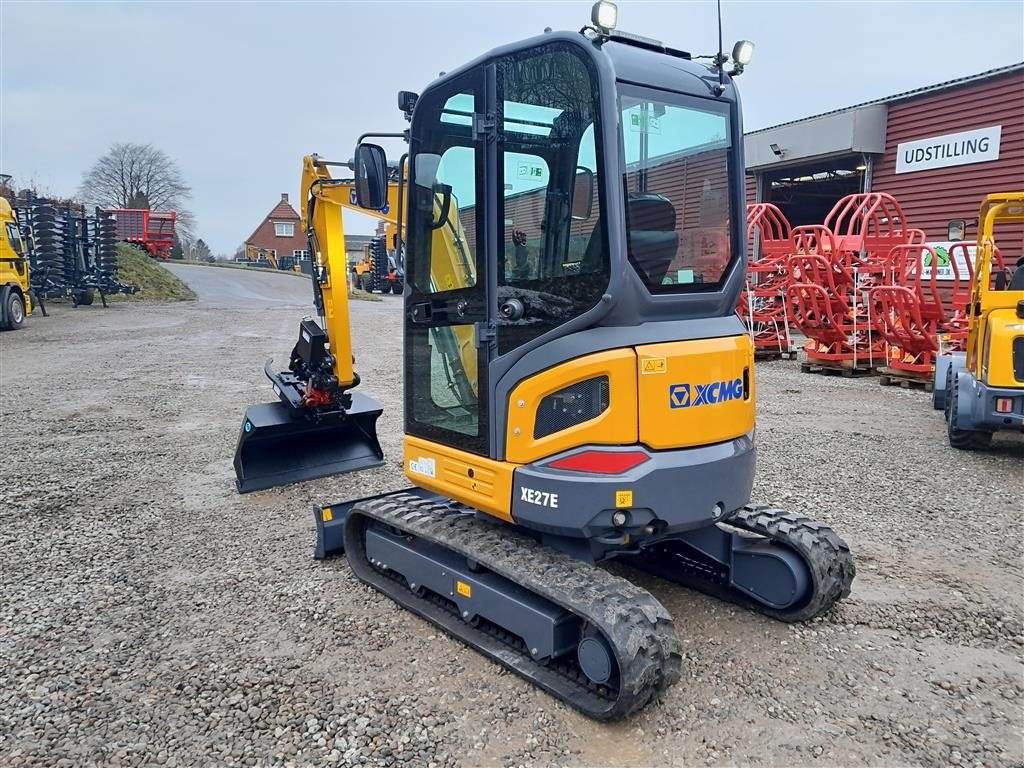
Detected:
[627,505,855,623]
[342,494,682,720]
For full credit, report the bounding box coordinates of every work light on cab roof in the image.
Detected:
[591,1,617,33]
[589,0,754,79]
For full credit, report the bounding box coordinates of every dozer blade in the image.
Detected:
[233,393,384,493]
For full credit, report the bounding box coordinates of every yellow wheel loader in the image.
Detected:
[235,5,854,719]
[933,192,1024,448]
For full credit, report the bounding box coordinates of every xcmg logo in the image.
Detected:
[669,378,744,409]
[349,188,390,214]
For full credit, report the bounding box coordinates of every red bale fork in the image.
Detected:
[787,193,919,374]
[738,203,794,358]
[869,244,968,384]
[869,239,1007,388]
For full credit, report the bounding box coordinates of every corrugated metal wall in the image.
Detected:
[872,70,1024,264]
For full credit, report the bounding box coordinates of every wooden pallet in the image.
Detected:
[877,367,934,392]
[800,361,875,378]
[755,349,797,362]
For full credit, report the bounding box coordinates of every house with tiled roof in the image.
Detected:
[244,193,309,265]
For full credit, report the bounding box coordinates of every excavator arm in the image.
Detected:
[299,154,402,387]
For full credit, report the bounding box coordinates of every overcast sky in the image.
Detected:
[3,1,1022,254]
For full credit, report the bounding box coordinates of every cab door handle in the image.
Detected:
[410,302,433,323]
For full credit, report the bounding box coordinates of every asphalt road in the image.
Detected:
[162,263,315,308]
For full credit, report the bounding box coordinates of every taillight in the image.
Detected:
[547,450,649,474]
[995,398,1013,413]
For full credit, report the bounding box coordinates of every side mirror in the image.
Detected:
[947,219,966,242]
[571,167,595,221]
[354,143,389,211]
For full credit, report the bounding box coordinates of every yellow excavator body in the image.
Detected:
[236,14,855,721]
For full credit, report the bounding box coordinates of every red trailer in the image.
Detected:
[108,209,177,259]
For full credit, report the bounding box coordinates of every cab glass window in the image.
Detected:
[6,223,24,256]
[497,45,608,355]
[619,84,735,293]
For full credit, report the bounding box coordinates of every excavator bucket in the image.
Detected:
[233,392,384,493]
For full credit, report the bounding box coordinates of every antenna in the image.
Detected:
[716,0,726,91]
[717,0,724,65]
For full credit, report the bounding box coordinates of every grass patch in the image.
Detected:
[350,288,382,302]
[108,245,196,302]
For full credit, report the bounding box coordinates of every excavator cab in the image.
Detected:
[352,32,753,544]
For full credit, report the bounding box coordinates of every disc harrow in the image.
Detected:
[14,201,135,311]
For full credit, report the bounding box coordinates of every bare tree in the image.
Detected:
[79,142,195,240]
[79,143,190,208]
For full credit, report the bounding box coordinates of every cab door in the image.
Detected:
[404,70,494,456]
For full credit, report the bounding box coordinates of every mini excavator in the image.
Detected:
[234,3,855,719]
[233,158,402,493]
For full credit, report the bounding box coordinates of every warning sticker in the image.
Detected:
[322,508,333,522]
[615,490,633,508]
[641,358,666,375]
[409,457,437,479]
[456,581,472,598]
[517,163,546,180]
[629,112,661,134]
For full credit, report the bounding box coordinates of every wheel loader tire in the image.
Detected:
[359,273,373,293]
[943,366,954,424]
[1,288,25,331]
[946,377,992,451]
[75,289,95,306]
[390,281,403,295]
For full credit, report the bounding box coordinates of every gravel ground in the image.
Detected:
[1,268,1022,768]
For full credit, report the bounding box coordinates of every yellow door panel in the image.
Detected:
[404,436,516,522]
[637,336,754,449]
[505,349,638,465]
[984,310,1024,387]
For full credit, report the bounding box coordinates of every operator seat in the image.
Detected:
[625,193,678,286]
[1009,258,1024,290]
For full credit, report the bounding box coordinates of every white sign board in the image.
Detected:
[920,242,974,281]
[895,125,1001,174]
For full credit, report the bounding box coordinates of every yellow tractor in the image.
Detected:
[352,233,404,294]
[0,197,32,330]
[933,192,1024,448]
[235,4,854,719]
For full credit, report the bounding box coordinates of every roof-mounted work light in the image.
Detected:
[591,1,618,34]
[732,40,754,66]
[729,40,754,75]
